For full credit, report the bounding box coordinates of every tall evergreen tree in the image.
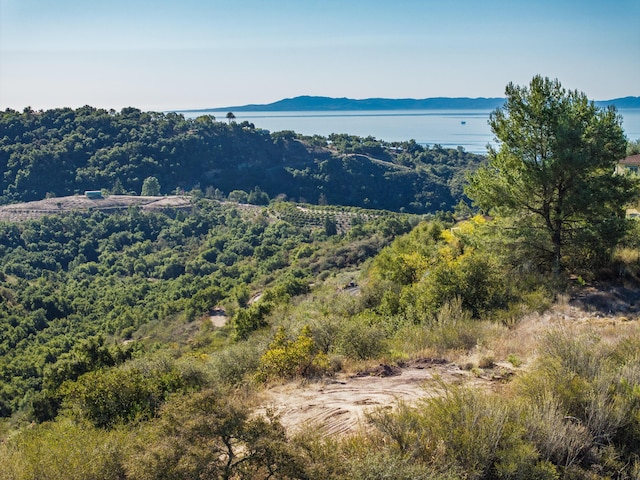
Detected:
[466,76,638,273]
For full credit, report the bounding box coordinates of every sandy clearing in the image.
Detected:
[209,308,228,328]
[0,195,192,221]
[260,359,502,436]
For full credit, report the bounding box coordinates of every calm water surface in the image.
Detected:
[182,109,640,155]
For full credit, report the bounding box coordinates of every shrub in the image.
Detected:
[60,354,207,428]
[425,297,480,353]
[367,386,558,480]
[336,313,388,360]
[255,326,331,382]
[232,301,274,340]
[507,354,522,367]
[517,328,640,471]
[208,336,267,385]
[125,387,305,480]
[0,418,129,480]
[522,395,591,469]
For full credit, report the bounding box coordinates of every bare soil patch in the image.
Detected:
[0,195,192,221]
[260,358,501,436]
[209,308,228,328]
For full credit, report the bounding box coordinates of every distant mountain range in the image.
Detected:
[183,95,640,113]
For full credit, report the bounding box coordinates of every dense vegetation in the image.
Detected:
[0,107,483,213]
[0,200,414,420]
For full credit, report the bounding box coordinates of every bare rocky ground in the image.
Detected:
[0,195,192,221]
[260,358,502,436]
[259,287,640,437]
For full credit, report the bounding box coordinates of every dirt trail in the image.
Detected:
[261,359,505,436]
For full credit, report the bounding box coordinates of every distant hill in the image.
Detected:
[0,107,485,214]
[184,95,640,113]
[594,96,640,109]
[186,96,505,112]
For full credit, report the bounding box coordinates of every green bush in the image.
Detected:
[61,354,207,428]
[125,387,305,480]
[207,336,267,385]
[517,329,640,471]
[367,386,559,480]
[256,326,331,382]
[521,395,591,469]
[0,419,129,480]
[232,301,274,340]
[336,313,388,360]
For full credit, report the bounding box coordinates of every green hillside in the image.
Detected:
[0,200,414,419]
[1,202,638,479]
[0,107,483,213]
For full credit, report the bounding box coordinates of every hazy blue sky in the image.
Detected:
[1,0,638,111]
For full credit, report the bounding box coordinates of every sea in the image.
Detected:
[181,109,640,155]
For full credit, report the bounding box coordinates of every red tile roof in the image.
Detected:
[619,154,640,166]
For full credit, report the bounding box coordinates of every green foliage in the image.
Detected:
[232,301,274,340]
[466,75,639,274]
[367,215,518,327]
[207,335,267,385]
[507,354,522,367]
[3,101,639,478]
[1,198,395,420]
[256,325,331,381]
[367,386,559,480]
[227,189,249,203]
[517,330,640,454]
[0,418,129,480]
[336,313,388,360]
[140,176,160,196]
[60,354,208,428]
[29,335,133,422]
[422,297,481,353]
[247,186,270,205]
[125,387,305,480]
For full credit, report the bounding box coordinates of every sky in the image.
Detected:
[1,0,638,111]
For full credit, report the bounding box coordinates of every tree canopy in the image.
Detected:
[141,176,160,196]
[466,76,638,273]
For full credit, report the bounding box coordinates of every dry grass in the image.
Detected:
[433,284,640,380]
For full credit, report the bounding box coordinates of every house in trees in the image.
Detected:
[616,154,640,175]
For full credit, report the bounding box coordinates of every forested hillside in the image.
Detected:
[0,200,413,420]
[0,107,483,213]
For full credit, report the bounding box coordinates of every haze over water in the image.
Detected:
[182,109,640,155]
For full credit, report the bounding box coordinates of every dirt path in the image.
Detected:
[260,359,505,436]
